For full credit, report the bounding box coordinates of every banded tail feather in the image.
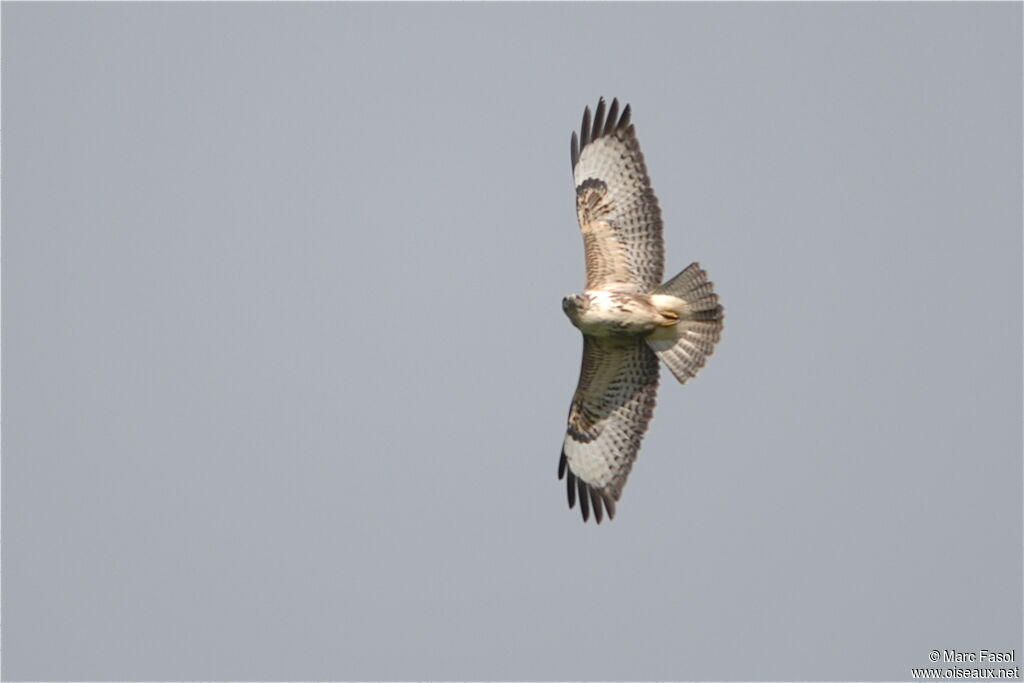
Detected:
[645,262,724,384]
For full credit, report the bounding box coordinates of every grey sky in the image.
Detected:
[3,2,1021,681]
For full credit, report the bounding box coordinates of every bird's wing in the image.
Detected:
[559,336,659,523]
[571,98,664,293]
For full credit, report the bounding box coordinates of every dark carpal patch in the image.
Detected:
[575,177,607,196]
[566,424,596,443]
[577,181,614,227]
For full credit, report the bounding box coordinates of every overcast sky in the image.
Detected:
[4,3,1021,681]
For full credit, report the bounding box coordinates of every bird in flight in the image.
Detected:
[558,98,724,523]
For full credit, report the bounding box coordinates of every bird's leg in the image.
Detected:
[658,310,680,326]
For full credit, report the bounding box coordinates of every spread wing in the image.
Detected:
[558,337,659,523]
[571,98,664,293]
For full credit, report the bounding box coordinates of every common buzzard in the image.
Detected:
[559,98,724,523]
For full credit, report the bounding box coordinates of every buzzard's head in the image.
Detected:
[562,294,587,323]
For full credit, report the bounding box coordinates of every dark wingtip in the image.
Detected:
[592,98,606,143]
[590,487,603,524]
[578,479,590,522]
[604,98,620,136]
[603,492,616,520]
[574,98,632,165]
[561,445,619,524]
[619,103,631,130]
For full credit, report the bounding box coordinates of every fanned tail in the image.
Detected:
[645,262,724,384]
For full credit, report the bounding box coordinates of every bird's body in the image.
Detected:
[562,291,662,338]
[558,98,724,523]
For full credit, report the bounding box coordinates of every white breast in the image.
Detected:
[577,291,659,337]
